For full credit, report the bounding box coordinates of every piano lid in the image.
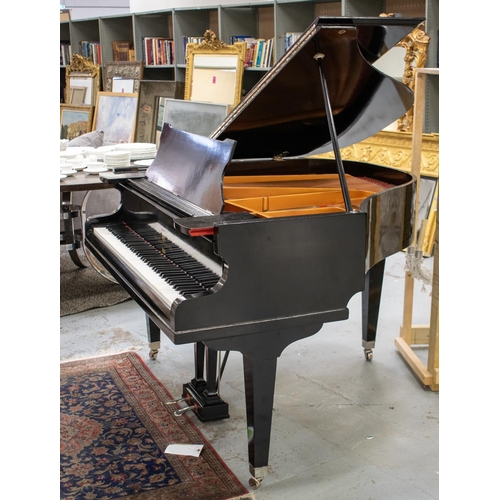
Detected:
[212,16,425,160]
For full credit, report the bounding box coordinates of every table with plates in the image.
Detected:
[60,170,116,268]
[60,143,157,269]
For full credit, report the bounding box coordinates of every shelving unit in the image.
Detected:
[60,0,439,132]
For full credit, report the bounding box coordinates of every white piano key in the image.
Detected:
[93,226,184,310]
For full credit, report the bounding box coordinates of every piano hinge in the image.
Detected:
[273,151,289,161]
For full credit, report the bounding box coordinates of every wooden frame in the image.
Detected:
[92,92,139,146]
[184,30,246,108]
[104,61,144,94]
[65,54,100,106]
[396,68,439,392]
[69,86,87,105]
[60,104,94,140]
[134,80,184,143]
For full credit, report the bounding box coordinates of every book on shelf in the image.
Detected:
[182,35,205,63]
[285,32,302,52]
[60,41,72,66]
[112,41,134,61]
[143,37,174,65]
[235,37,274,68]
[79,41,101,65]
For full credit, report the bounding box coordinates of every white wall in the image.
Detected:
[129,0,270,12]
[62,0,130,20]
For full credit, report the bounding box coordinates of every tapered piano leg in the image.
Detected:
[145,314,161,359]
[243,355,277,489]
[204,322,322,488]
[362,258,386,360]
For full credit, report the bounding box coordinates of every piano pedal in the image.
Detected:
[174,405,197,417]
[181,382,230,422]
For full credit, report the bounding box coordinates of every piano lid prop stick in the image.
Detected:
[313,51,354,213]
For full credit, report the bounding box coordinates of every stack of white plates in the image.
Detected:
[103,150,131,167]
[114,143,157,160]
[90,145,116,161]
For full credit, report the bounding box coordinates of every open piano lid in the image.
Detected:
[212,16,425,159]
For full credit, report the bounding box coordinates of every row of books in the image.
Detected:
[143,37,174,65]
[60,42,72,66]
[182,35,206,63]
[285,32,302,52]
[230,36,274,68]
[112,41,135,61]
[80,41,101,65]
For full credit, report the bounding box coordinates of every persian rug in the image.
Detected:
[60,250,130,317]
[60,352,253,500]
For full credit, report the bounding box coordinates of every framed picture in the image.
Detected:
[60,105,94,140]
[162,98,228,142]
[93,92,139,146]
[65,54,100,106]
[69,86,87,105]
[104,61,144,94]
[134,80,185,143]
[184,30,246,107]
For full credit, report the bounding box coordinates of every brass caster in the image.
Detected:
[364,348,373,361]
[149,349,159,360]
[249,476,263,490]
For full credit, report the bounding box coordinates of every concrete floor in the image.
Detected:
[60,251,438,499]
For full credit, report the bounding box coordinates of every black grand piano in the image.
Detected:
[85,16,422,488]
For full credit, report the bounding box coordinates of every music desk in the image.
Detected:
[60,171,115,268]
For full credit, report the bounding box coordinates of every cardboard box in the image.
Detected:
[60,9,71,22]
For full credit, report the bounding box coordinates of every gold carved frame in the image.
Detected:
[65,54,101,106]
[184,30,246,109]
[311,130,438,256]
[396,23,430,132]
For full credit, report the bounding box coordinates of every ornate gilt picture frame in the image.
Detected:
[184,30,246,108]
[104,61,144,94]
[65,54,100,106]
[311,130,439,256]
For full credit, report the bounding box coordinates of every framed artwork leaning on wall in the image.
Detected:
[92,92,139,146]
[60,105,94,140]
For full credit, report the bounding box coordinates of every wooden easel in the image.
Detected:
[394,68,439,391]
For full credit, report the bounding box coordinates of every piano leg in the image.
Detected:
[361,258,386,360]
[243,354,277,489]
[204,322,322,489]
[146,314,161,359]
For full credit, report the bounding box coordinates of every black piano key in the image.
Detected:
[105,222,220,296]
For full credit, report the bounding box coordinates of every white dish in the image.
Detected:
[73,164,87,171]
[84,166,108,174]
[60,169,77,176]
[134,159,154,167]
[60,174,67,179]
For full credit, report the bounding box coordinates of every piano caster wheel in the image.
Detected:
[249,476,263,490]
[364,348,373,361]
[149,349,159,360]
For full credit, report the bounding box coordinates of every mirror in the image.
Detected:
[184,30,246,109]
[65,54,100,106]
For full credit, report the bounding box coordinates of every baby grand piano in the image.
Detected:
[85,16,423,488]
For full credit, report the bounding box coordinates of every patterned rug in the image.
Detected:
[60,352,253,500]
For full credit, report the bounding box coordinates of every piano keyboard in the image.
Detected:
[93,221,222,311]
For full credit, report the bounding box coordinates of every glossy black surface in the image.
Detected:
[146,124,236,214]
[213,16,424,158]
